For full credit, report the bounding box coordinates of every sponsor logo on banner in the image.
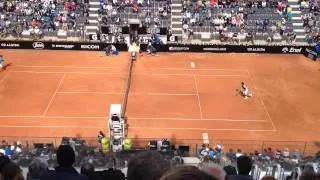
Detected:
[305,48,318,56]
[0,43,20,48]
[203,47,227,51]
[80,44,100,50]
[91,34,98,41]
[246,47,266,52]
[52,44,75,49]
[32,42,45,49]
[169,36,176,42]
[169,47,189,51]
[282,47,302,53]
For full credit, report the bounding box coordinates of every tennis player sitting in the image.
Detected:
[0,55,4,72]
[240,82,252,99]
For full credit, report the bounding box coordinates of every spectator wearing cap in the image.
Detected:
[40,145,87,180]
[27,158,49,180]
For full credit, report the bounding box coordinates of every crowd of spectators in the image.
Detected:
[0,0,319,44]
[0,137,320,180]
[301,0,320,44]
[97,0,171,44]
[0,0,87,39]
[180,0,304,44]
[1,144,319,180]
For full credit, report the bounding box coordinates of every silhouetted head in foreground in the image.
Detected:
[56,145,75,167]
[159,165,218,180]
[127,151,170,180]
[237,156,252,175]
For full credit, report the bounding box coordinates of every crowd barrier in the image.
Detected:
[1,136,319,156]
[0,40,318,56]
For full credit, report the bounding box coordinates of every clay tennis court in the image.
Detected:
[0,50,320,152]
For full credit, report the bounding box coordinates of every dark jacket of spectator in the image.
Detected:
[228,156,253,180]
[40,145,87,180]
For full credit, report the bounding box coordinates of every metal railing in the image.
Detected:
[0,136,319,156]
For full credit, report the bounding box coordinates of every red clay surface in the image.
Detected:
[0,50,320,152]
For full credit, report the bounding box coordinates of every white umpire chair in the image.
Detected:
[109,104,126,152]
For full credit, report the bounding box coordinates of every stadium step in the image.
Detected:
[171,0,181,3]
[290,4,300,8]
[296,35,306,39]
[288,0,299,2]
[172,17,181,21]
[87,16,98,21]
[88,20,99,24]
[293,23,303,26]
[86,26,99,30]
[295,31,306,36]
[294,29,305,33]
[89,7,99,11]
[291,10,301,14]
[172,24,182,28]
[295,38,306,42]
[171,9,181,13]
[89,13,99,17]
[172,11,181,16]
[85,28,98,34]
[89,1,100,5]
[171,4,182,7]
[292,16,302,20]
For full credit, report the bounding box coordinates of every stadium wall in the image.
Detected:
[0,40,318,56]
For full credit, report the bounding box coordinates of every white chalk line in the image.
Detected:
[7,70,246,77]
[129,127,276,132]
[0,125,102,128]
[247,70,277,131]
[0,115,267,122]
[128,117,268,122]
[15,65,249,72]
[0,115,107,119]
[193,75,203,119]
[15,65,122,69]
[57,91,198,96]
[42,74,66,116]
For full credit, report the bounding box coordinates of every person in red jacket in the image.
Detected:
[133,4,138,12]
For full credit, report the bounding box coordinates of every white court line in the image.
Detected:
[0,115,267,122]
[8,70,246,77]
[193,75,203,119]
[0,115,107,119]
[151,68,249,72]
[15,65,122,69]
[15,65,249,72]
[129,127,276,132]
[129,117,268,122]
[57,91,197,96]
[57,91,124,95]
[8,70,123,75]
[42,74,66,116]
[247,71,277,131]
[0,125,102,129]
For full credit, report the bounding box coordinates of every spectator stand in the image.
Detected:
[0,0,87,41]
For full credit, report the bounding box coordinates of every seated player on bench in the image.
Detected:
[147,42,156,56]
[240,82,253,99]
